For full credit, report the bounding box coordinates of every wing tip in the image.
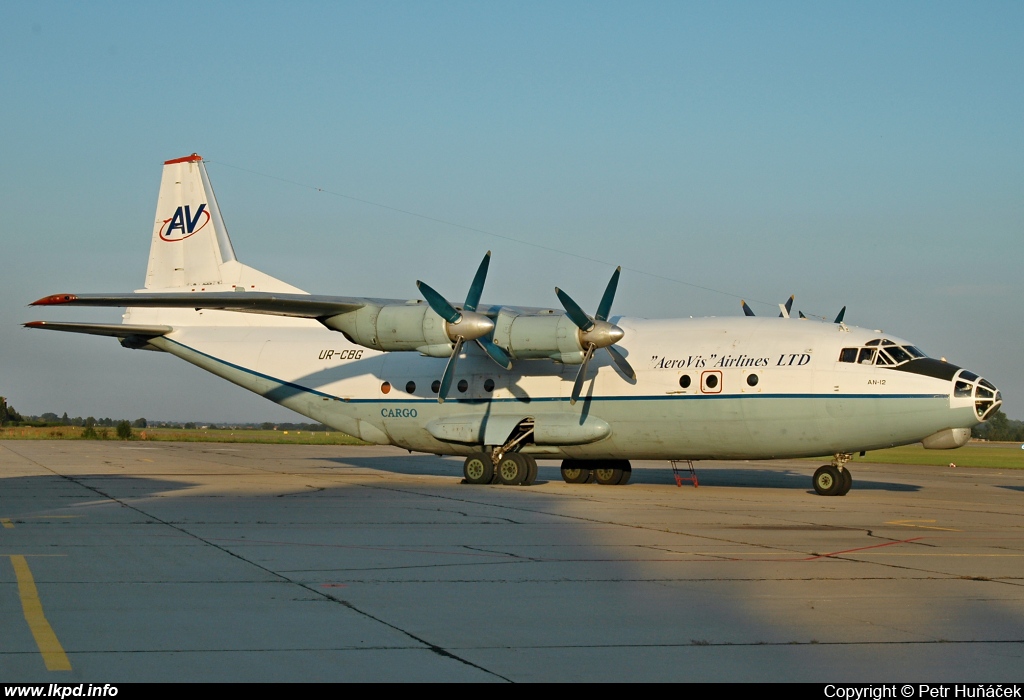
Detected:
[30,294,77,306]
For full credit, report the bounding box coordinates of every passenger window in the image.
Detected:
[857,348,876,364]
[839,348,858,363]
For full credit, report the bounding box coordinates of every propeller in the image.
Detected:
[742,295,794,318]
[795,305,846,323]
[417,251,512,403]
[778,294,794,318]
[555,267,636,405]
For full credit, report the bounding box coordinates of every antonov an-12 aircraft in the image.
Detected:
[26,154,1003,496]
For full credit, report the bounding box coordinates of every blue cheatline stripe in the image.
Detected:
[163,338,948,406]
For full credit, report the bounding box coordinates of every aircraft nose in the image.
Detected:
[954,370,1002,420]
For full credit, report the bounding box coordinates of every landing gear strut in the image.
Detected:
[813,453,853,496]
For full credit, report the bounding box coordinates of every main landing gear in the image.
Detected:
[813,453,853,496]
[463,451,538,486]
[560,459,632,486]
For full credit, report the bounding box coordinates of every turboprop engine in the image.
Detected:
[320,253,635,404]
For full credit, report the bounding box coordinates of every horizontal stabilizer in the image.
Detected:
[23,321,172,338]
[31,292,364,319]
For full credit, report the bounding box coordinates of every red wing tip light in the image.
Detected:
[163,153,203,165]
[23,321,46,328]
[31,294,78,306]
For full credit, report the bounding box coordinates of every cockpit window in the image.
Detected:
[979,378,996,391]
[841,341,925,367]
[857,348,876,364]
[954,381,973,398]
[885,346,912,364]
[839,348,858,363]
[959,370,979,382]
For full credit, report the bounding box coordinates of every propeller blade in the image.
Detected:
[437,336,465,403]
[741,300,755,317]
[834,306,846,324]
[417,281,461,324]
[595,267,621,322]
[778,294,794,318]
[555,288,595,331]
[464,251,491,312]
[476,338,512,370]
[570,344,596,405]
[606,345,636,380]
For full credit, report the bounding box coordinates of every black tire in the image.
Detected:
[463,453,493,485]
[560,459,593,484]
[836,467,853,496]
[594,460,625,486]
[497,453,529,485]
[812,464,843,496]
[521,454,538,486]
[618,461,632,486]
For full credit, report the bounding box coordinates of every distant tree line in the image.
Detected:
[0,399,329,433]
[971,410,1024,442]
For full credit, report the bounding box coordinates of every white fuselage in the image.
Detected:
[133,308,981,461]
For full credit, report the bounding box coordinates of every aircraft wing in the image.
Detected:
[30,293,366,319]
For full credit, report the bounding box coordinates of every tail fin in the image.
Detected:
[144,154,302,293]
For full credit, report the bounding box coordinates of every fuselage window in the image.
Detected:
[839,348,858,363]
[457,379,469,393]
[381,381,392,395]
[679,375,691,388]
[857,348,876,364]
[746,374,759,387]
[484,378,495,392]
[705,374,719,389]
[405,381,416,394]
[431,380,441,394]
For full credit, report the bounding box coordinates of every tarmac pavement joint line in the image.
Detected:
[8,555,72,672]
[0,441,513,683]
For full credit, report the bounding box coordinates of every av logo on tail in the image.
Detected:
[159,204,209,242]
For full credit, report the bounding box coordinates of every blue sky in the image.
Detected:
[1,1,1020,421]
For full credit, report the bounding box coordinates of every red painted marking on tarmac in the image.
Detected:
[804,536,925,561]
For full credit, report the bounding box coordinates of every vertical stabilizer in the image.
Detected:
[144,154,303,294]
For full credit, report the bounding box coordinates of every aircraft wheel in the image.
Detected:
[812,465,843,496]
[463,453,493,485]
[521,454,538,486]
[497,453,530,486]
[617,461,632,486]
[560,460,593,484]
[836,467,853,496]
[594,460,626,486]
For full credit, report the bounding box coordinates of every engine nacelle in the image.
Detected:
[322,304,590,363]
[322,302,454,358]
[492,308,585,364]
